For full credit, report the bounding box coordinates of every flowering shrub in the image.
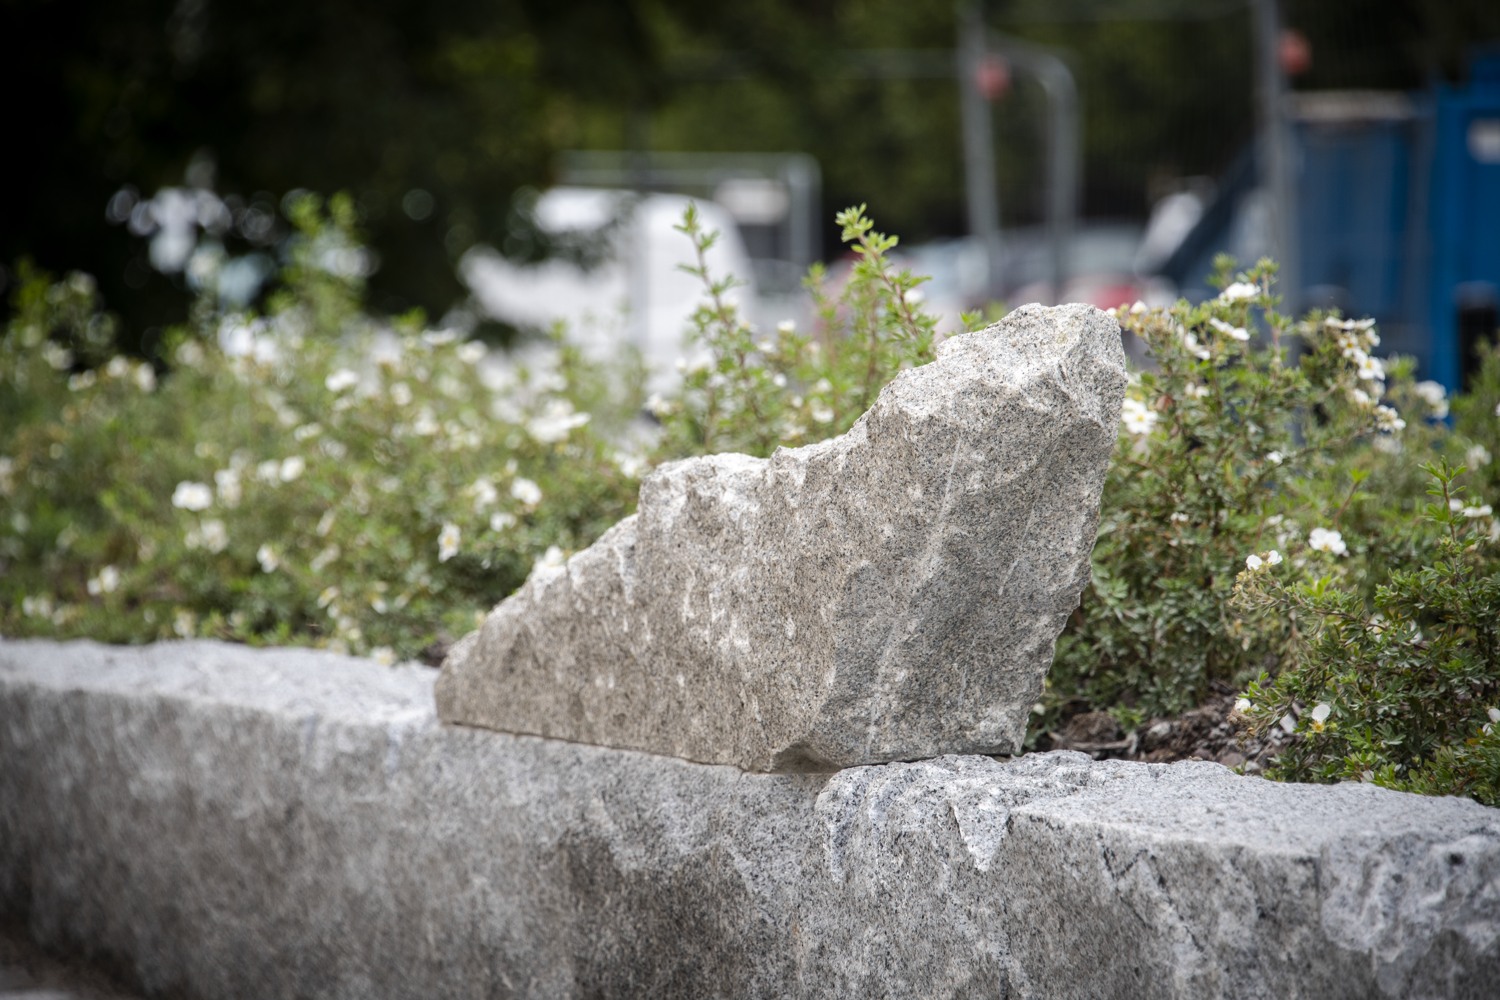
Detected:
[1235,461,1500,807]
[0,196,645,662]
[1042,258,1449,735]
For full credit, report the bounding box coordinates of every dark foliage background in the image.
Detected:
[3,0,1497,348]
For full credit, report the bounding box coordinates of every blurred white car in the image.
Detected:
[462,188,756,390]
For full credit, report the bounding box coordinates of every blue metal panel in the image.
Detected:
[1295,118,1415,320]
[1428,52,1500,392]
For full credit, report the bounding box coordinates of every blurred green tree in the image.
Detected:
[3,0,1497,350]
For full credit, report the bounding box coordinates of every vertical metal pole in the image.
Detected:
[1036,52,1078,303]
[989,37,1078,304]
[785,154,821,273]
[958,1,1003,300]
[626,104,652,354]
[1253,0,1298,309]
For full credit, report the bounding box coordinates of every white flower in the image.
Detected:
[1266,450,1284,465]
[1309,702,1332,732]
[279,456,306,482]
[1220,281,1258,302]
[371,647,397,667]
[22,595,54,618]
[1357,355,1386,383]
[526,399,590,443]
[810,403,835,425]
[1349,387,1373,407]
[175,340,206,368]
[1208,317,1250,342]
[1462,504,1493,519]
[67,370,96,391]
[172,481,213,511]
[489,511,517,533]
[174,609,197,638]
[311,545,340,572]
[1170,512,1190,524]
[325,368,359,393]
[256,544,280,573]
[510,477,542,507]
[186,518,228,553]
[43,341,75,370]
[1414,380,1449,418]
[1467,444,1492,469]
[457,341,486,365]
[422,329,459,347]
[1183,382,1209,399]
[1244,550,1281,572]
[214,468,242,508]
[1180,330,1212,361]
[1450,497,1465,512]
[644,392,671,417]
[1279,713,1296,734]
[613,452,648,479]
[1308,527,1348,556]
[1129,300,1148,315]
[772,373,788,388]
[317,586,340,609]
[537,545,566,571]
[86,565,120,596]
[1233,697,1252,714]
[132,363,157,392]
[389,382,413,407]
[1373,405,1406,432]
[469,477,499,510]
[777,319,796,334]
[437,522,461,563]
[1121,398,1158,435]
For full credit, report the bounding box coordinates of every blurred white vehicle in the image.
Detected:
[462,188,756,390]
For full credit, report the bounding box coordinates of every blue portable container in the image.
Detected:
[1160,49,1500,392]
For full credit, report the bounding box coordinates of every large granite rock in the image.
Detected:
[437,303,1129,771]
[2,640,1498,999]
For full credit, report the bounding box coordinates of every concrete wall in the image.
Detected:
[1,639,1497,999]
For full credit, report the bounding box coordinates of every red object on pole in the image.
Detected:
[1279,29,1311,77]
[976,53,1010,102]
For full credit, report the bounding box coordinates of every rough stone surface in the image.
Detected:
[437,303,1129,771]
[4,639,1499,1000]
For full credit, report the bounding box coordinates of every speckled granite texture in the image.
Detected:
[3,640,1497,999]
[438,303,1129,771]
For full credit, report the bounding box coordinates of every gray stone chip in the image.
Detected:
[437,303,1129,771]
